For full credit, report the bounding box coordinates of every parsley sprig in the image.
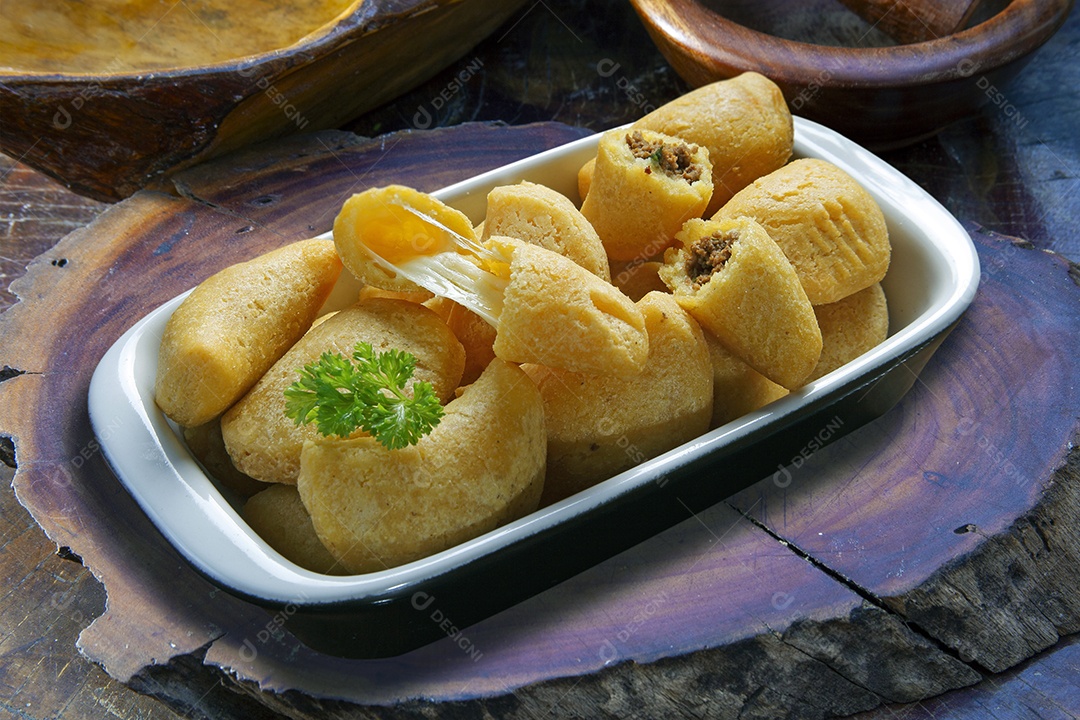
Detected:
[284,342,444,450]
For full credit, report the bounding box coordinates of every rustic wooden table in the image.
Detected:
[1,2,1078,719]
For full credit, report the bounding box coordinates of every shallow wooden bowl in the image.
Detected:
[630,0,1073,149]
[0,0,525,201]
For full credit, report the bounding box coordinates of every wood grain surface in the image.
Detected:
[1,120,1078,719]
[1,2,1078,719]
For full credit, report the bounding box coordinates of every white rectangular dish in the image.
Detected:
[88,117,979,657]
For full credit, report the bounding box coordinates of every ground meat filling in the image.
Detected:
[626,130,703,183]
[686,230,738,289]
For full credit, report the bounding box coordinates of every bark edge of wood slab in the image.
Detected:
[629,0,1074,149]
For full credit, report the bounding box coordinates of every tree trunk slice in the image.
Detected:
[1,122,1078,718]
[727,228,1080,673]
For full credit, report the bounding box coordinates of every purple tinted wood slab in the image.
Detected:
[729,226,1080,673]
[0,122,980,716]
[851,633,1080,719]
[0,122,587,681]
[0,121,993,718]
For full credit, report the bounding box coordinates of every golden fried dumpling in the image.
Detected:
[182,419,267,499]
[243,484,344,575]
[524,292,712,505]
[155,238,342,427]
[609,259,669,302]
[636,72,793,215]
[333,185,477,293]
[581,128,713,261]
[713,158,891,305]
[807,282,889,382]
[705,334,788,429]
[660,217,821,390]
[334,187,650,378]
[424,296,497,387]
[298,359,546,573]
[481,181,610,281]
[221,298,465,484]
[486,235,647,376]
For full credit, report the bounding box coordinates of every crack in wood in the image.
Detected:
[724,501,995,685]
[884,441,1080,674]
[1,435,15,469]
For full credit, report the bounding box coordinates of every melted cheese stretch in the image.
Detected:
[360,202,508,326]
[334,185,650,377]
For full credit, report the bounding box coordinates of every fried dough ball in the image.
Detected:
[155,238,342,427]
[807,282,889,382]
[424,296,497,386]
[713,158,891,305]
[243,484,343,575]
[523,292,712,505]
[481,181,610,281]
[221,299,465,484]
[486,236,647,376]
[705,335,788,429]
[333,185,477,293]
[298,359,546,573]
[581,128,713,261]
[609,259,669,302]
[660,217,821,390]
[182,419,267,499]
[635,72,793,215]
[334,188,650,378]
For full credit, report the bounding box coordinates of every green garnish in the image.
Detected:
[284,342,444,450]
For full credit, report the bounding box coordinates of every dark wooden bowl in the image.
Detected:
[630,0,1073,149]
[0,0,526,201]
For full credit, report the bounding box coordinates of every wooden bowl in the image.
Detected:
[0,0,526,201]
[630,0,1073,149]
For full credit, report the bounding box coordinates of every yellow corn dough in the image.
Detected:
[182,419,267,499]
[243,484,343,575]
[807,282,889,382]
[334,185,477,293]
[297,359,546,574]
[424,296,497,386]
[705,334,788,429]
[481,181,611,281]
[609,259,669,302]
[713,158,891,305]
[155,238,342,427]
[524,292,713,505]
[636,72,793,215]
[486,236,648,377]
[221,298,465,485]
[660,217,821,390]
[581,128,713,261]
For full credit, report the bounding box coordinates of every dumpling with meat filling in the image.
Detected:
[660,216,821,390]
[580,128,713,262]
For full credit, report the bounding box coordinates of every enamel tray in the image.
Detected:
[88,117,980,657]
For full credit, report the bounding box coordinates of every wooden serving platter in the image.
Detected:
[1,122,1078,718]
